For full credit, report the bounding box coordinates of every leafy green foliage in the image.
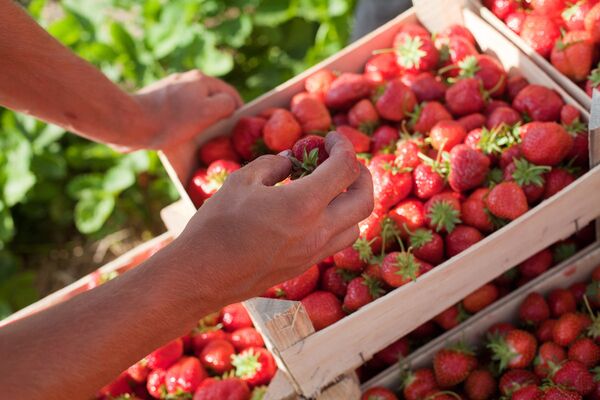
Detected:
[1,0,356,315]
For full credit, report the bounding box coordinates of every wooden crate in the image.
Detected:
[0,232,173,327]
[468,0,593,111]
[362,241,600,391]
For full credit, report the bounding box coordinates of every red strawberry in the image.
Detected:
[486,100,510,116]
[488,329,538,370]
[333,113,349,126]
[486,181,528,220]
[343,275,384,312]
[349,99,379,133]
[375,78,417,121]
[465,369,496,400]
[220,303,253,332]
[586,65,600,96]
[410,101,453,134]
[187,160,241,207]
[230,328,264,352]
[537,319,558,342]
[568,281,587,303]
[462,283,499,313]
[393,33,439,74]
[372,125,399,153]
[147,338,184,370]
[325,73,370,109]
[553,312,587,346]
[359,211,388,254]
[231,116,267,161]
[361,387,398,400]
[198,136,240,165]
[395,138,423,169]
[504,158,550,204]
[548,289,577,317]
[291,96,332,134]
[439,24,476,44]
[530,0,567,15]
[98,372,131,398]
[535,341,567,378]
[458,55,507,97]
[551,360,595,395]
[305,69,336,100]
[407,72,448,102]
[513,85,564,122]
[413,163,445,200]
[290,135,328,179]
[441,35,479,65]
[424,192,462,233]
[562,0,597,31]
[396,23,430,39]
[433,344,477,387]
[461,188,494,233]
[584,3,600,43]
[333,240,372,272]
[147,368,167,399]
[165,356,207,395]
[568,338,600,367]
[445,225,484,257]
[500,144,523,170]
[381,251,432,288]
[518,249,554,279]
[448,144,490,192]
[336,125,371,153]
[484,0,520,19]
[430,120,467,151]
[300,291,345,331]
[270,264,319,300]
[434,304,465,331]
[551,31,595,82]
[320,267,353,298]
[521,15,561,58]
[564,129,589,168]
[507,75,529,101]
[263,109,302,152]
[543,169,575,199]
[458,113,487,132]
[445,77,486,117]
[231,347,276,388]
[403,368,438,400]
[410,228,445,265]
[373,337,410,366]
[389,198,426,236]
[369,154,413,211]
[127,360,150,383]
[193,378,250,400]
[542,387,582,399]
[365,52,401,84]
[499,369,540,396]
[519,293,551,326]
[512,384,543,400]
[199,339,235,374]
[506,10,528,34]
[487,106,521,129]
[192,329,227,354]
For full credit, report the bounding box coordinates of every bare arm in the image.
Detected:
[0,133,374,399]
[0,0,242,151]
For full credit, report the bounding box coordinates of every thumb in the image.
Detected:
[240,155,292,186]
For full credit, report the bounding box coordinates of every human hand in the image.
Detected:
[169,132,374,306]
[127,70,243,151]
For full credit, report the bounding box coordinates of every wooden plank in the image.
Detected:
[160,200,194,237]
[277,164,600,396]
[590,91,600,242]
[318,372,361,400]
[413,0,465,32]
[362,242,600,390]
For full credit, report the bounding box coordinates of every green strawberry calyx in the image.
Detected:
[361,273,385,299]
[335,268,358,283]
[232,349,261,379]
[552,242,577,263]
[290,148,321,179]
[427,200,461,233]
[564,118,587,136]
[562,1,583,21]
[457,55,480,78]
[511,158,551,188]
[392,251,419,281]
[583,294,600,340]
[589,65,600,86]
[352,237,375,263]
[409,228,434,250]
[486,333,518,372]
[395,36,427,70]
[478,124,521,155]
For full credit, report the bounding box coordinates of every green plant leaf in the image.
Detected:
[254,0,295,26]
[194,36,234,77]
[74,194,115,234]
[48,13,82,46]
[109,22,138,63]
[31,152,67,180]
[212,15,253,48]
[120,151,151,173]
[0,201,15,244]
[67,174,104,200]
[32,124,65,151]
[103,166,135,194]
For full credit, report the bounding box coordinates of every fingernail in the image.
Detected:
[278,150,292,157]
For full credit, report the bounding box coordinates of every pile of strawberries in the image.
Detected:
[363,264,600,400]
[484,0,600,95]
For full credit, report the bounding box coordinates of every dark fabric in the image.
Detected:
[351,0,412,41]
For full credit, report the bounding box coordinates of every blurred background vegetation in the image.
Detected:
[0,0,357,317]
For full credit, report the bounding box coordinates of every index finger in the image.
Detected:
[287,131,361,205]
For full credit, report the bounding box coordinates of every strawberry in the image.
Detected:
[448,144,490,192]
[464,369,496,400]
[507,75,529,101]
[537,319,558,342]
[343,275,384,312]
[98,372,131,398]
[199,339,234,374]
[434,304,465,331]
[231,116,267,161]
[530,0,567,15]
[441,35,479,65]
[326,73,371,109]
[381,251,432,288]
[552,312,587,346]
[320,267,353,298]
[457,55,507,97]
[445,77,486,117]
[146,368,167,399]
[336,125,371,152]
[349,99,379,133]
[220,303,253,332]
[192,329,227,354]
[462,283,499,313]
[500,144,523,169]
[512,384,544,400]
[568,337,600,367]
[564,129,589,168]
[369,154,413,211]
[403,368,438,400]
[165,356,207,395]
[586,65,600,96]
[300,291,345,331]
[375,78,417,121]
[413,163,446,200]
[289,135,328,179]
[584,2,600,43]
[551,360,595,395]
[193,378,250,400]
[499,369,540,396]
[430,120,467,151]
[542,387,582,399]
[519,249,554,279]
[407,72,448,102]
[504,158,550,204]
[484,0,520,20]
[458,113,487,132]
[520,15,561,58]
[263,109,302,152]
[395,138,423,169]
[551,31,595,82]
[127,360,150,383]
[333,112,349,126]
[230,328,264,352]
[424,192,462,233]
[535,341,567,378]
[270,264,319,300]
[488,329,538,370]
[291,95,332,134]
[568,281,587,303]
[410,101,453,134]
[506,10,528,34]
[410,228,445,265]
[365,52,401,84]
[461,188,494,233]
[485,100,510,116]
[543,169,575,199]
[445,225,484,257]
[373,337,410,366]
[147,338,184,370]
[486,106,521,129]
[439,24,476,44]
[333,240,373,272]
[548,288,577,317]
[389,198,426,236]
[372,125,399,153]
[486,181,529,220]
[359,211,389,253]
[198,136,240,165]
[305,69,336,100]
[519,292,551,326]
[562,0,598,31]
[433,344,477,387]
[393,33,439,74]
[232,347,276,388]
[513,85,565,122]
[361,387,398,400]
[187,160,241,206]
